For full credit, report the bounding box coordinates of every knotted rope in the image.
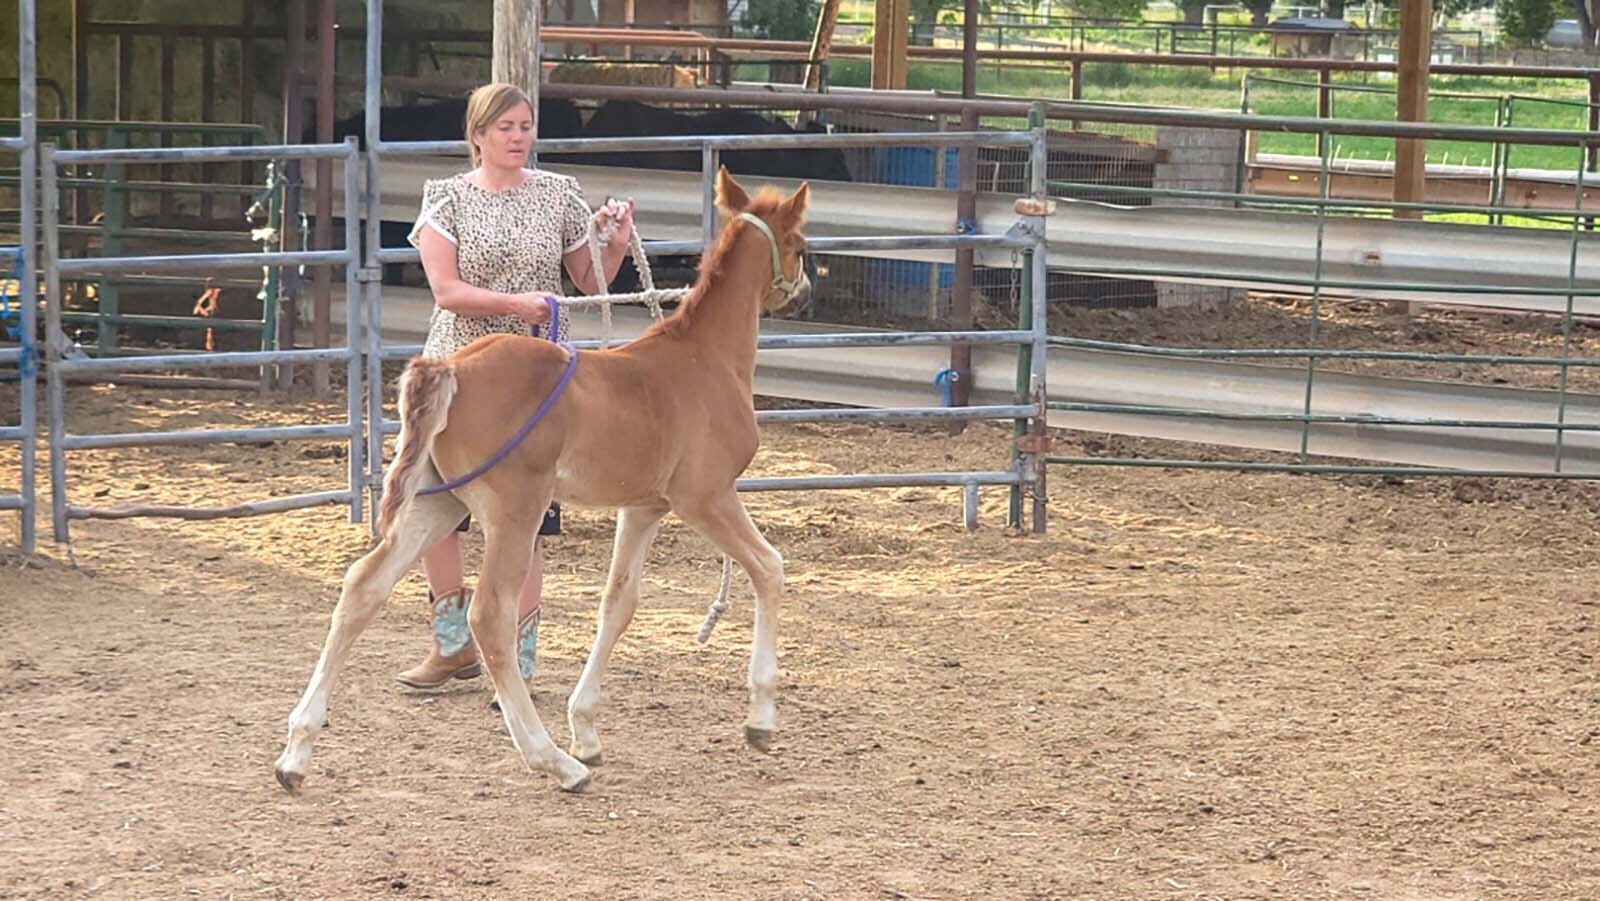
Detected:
[570,210,738,641]
[576,203,688,348]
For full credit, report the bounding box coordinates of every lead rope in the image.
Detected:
[578,206,734,640]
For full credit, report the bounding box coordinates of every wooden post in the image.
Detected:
[949,0,979,433]
[494,0,542,120]
[871,0,907,89]
[277,0,307,391]
[1394,0,1429,221]
[623,0,634,59]
[803,0,843,94]
[1393,0,1429,315]
[1316,65,1332,157]
[312,0,336,397]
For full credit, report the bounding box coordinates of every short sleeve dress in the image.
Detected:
[407,169,594,359]
[407,169,591,536]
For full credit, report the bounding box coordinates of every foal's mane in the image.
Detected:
[642,188,788,341]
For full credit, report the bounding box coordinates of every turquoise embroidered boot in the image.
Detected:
[516,606,541,682]
[489,606,542,713]
[395,588,482,689]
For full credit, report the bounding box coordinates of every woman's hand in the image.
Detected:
[507,291,555,324]
[595,197,635,248]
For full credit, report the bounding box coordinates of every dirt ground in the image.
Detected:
[3,298,1600,899]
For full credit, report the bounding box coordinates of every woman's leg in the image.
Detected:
[422,530,465,599]
[511,503,559,683]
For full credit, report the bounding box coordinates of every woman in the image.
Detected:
[396,82,635,691]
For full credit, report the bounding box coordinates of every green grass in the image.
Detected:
[817,61,1594,172]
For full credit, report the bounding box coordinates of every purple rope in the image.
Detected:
[417,297,575,497]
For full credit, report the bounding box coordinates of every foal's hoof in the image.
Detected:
[559,769,593,793]
[575,750,604,767]
[274,765,305,794]
[744,726,775,753]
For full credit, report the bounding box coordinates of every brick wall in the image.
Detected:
[1152,125,1246,309]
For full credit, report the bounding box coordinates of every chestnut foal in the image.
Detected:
[276,170,810,792]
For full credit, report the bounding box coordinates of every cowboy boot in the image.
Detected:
[395,588,482,689]
[487,606,542,713]
[516,605,541,682]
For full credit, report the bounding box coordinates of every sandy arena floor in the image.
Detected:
[3,299,1600,899]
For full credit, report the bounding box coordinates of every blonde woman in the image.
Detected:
[397,82,634,691]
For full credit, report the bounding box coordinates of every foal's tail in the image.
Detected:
[377,357,458,539]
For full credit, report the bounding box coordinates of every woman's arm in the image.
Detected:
[416,224,550,324]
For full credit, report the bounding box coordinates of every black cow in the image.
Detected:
[307,97,851,289]
[315,96,586,147]
[570,100,853,183]
[312,98,587,284]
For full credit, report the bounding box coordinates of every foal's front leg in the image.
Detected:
[275,491,464,793]
[568,505,667,765]
[676,491,785,751]
[474,515,592,792]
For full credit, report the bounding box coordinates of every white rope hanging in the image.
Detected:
[565,208,737,641]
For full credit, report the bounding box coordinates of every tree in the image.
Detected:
[743,0,819,40]
[1497,0,1561,45]
[1244,0,1273,26]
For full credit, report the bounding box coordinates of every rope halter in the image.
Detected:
[737,212,805,302]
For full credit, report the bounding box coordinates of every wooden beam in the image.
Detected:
[1394,0,1430,221]
[277,0,308,390]
[871,0,907,89]
[803,0,843,94]
[623,0,635,59]
[312,0,336,397]
[494,0,542,123]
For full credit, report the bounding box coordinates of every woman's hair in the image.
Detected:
[464,82,533,168]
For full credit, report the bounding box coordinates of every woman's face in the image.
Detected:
[474,101,534,168]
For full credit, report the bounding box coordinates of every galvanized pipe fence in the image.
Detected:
[364,131,1054,533]
[2,0,38,552]
[39,137,368,545]
[5,5,1600,551]
[1045,108,1600,480]
[354,0,1051,533]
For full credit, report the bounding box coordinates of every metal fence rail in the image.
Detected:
[39,138,368,542]
[1,0,39,553]
[364,141,1051,529]
[1043,112,1599,480]
[12,14,1600,550]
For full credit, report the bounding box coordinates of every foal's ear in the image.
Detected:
[715,166,750,216]
[776,182,810,228]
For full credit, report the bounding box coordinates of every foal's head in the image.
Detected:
[713,167,811,315]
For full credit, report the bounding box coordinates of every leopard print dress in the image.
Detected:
[406,169,593,359]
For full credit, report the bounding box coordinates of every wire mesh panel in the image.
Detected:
[802,111,1160,326]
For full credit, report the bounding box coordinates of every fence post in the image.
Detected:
[1316,66,1333,158]
[701,143,719,252]
[17,0,37,553]
[1027,103,1049,534]
[1011,103,1049,532]
[363,0,385,525]
[42,142,69,543]
[1589,74,1599,175]
[342,136,364,525]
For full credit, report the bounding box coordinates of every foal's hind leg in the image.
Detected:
[471,507,592,792]
[674,490,785,751]
[274,490,465,793]
[568,505,668,765]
